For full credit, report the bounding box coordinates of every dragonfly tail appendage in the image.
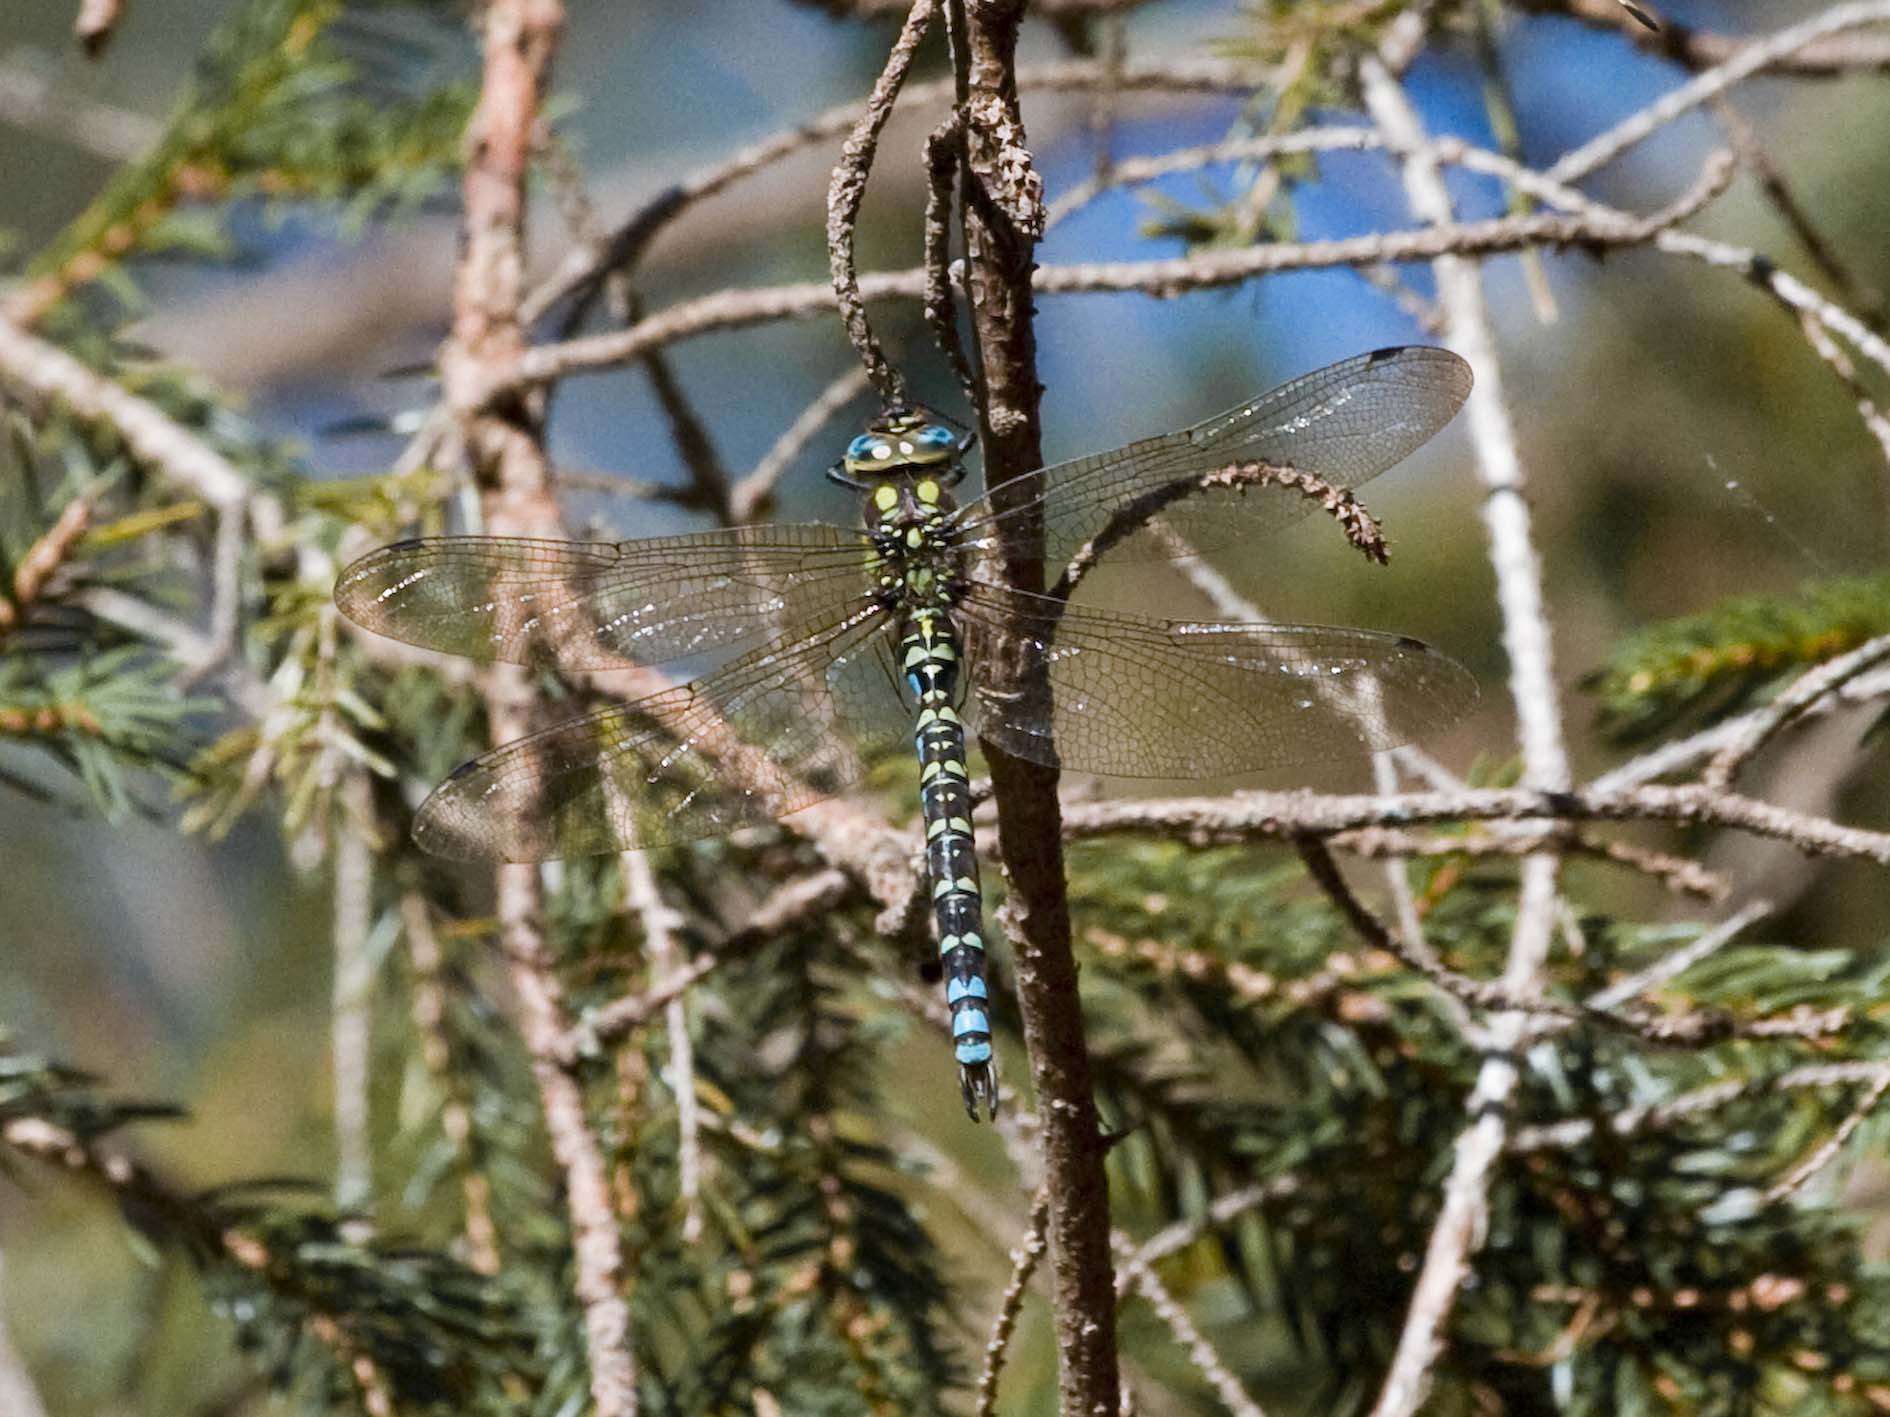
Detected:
[960,1056,999,1123]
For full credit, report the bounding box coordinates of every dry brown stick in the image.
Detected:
[828,0,937,406]
[1518,0,1890,77]
[974,1185,1051,1417]
[729,367,872,523]
[520,54,1267,325]
[954,4,1119,1413]
[923,110,979,406]
[508,178,1730,394]
[0,496,91,634]
[1050,461,1386,603]
[1059,782,1890,866]
[443,3,639,1414]
[575,867,855,1055]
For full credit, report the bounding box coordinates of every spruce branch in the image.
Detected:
[0,1047,528,1412]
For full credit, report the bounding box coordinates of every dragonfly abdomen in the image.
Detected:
[903,608,997,1121]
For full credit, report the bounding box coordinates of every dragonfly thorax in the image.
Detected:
[865,473,965,614]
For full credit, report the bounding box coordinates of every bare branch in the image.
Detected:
[445,3,638,1412]
[1114,1234,1270,1417]
[975,1186,1050,1417]
[1362,40,1570,1412]
[1521,0,1890,75]
[575,868,856,1054]
[828,0,937,406]
[955,4,1119,1411]
[1059,782,1890,867]
[331,772,378,1213]
[1545,1,1890,185]
[0,313,248,510]
[522,53,1267,326]
[622,850,700,1242]
[510,165,1731,394]
[730,367,872,523]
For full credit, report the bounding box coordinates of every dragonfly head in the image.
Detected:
[829,405,969,491]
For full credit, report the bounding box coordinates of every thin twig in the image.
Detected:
[974,1186,1050,1417]
[400,891,502,1273]
[575,868,856,1055]
[445,3,639,1412]
[1709,96,1885,331]
[1052,460,1386,602]
[1700,632,1890,789]
[0,47,160,159]
[1511,1060,1890,1153]
[521,54,1268,327]
[1521,0,1890,76]
[3,1114,399,1414]
[0,314,248,510]
[729,367,871,524]
[1585,899,1771,1012]
[509,171,1731,394]
[923,111,979,405]
[827,0,937,407]
[1058,781,1890,867]
[1764,1067,1890,1204]
[73,0,126,57]
[332,772,377,1213]
[1545,1,1890,185]
[622,851,699,1242]
[1362,39,1571,1413]
[1113,1233,1271,1417]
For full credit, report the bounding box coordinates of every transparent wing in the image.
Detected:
[951,346,1471,569]
[415,606,912,861]
[335,525,874,671]
[954,583,1476,778]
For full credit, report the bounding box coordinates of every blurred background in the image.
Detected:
[4,1,1889,1410]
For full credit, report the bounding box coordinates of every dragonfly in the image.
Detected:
[336,345,1477,1121]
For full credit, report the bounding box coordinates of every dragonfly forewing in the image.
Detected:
[951,345,1471,572]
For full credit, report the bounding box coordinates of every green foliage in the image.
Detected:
[21,0,472,322]
[1587,575,1890,742]
[1064,843,1890,1414]
[0,1040,534,1415]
